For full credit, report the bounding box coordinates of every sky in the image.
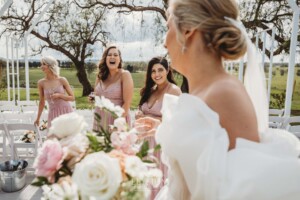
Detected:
[0,1,298,63]
[0,1,167,62]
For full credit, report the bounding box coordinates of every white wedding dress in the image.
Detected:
[155,94,300,200]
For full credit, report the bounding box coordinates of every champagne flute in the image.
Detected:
[49,88,55,104]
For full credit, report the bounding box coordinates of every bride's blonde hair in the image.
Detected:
[169,0,247,60]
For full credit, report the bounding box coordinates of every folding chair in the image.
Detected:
[269,109,284,116]
[283,116,300,138]
[268,116,286,129]
[0,123,10,161]
[5,123,42,170]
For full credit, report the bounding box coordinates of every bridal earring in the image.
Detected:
[181,45,187,54]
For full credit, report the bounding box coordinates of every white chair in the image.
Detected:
[0,123,10,160]
[269,116,286,129]
[283,116,300,138]
[1,112,34,124]
[0,104,22,113]
[17,100,38,107]
[70,101,76,110]
[269,109,284,116]
[5,123,42,170]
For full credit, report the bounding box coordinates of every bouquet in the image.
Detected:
[32,96,162,200]
[20,130,36,143]
[39,120,48,131]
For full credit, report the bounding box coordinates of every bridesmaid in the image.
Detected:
[34,56,74,129]
[91,45,134,131]
[136,56,181,199]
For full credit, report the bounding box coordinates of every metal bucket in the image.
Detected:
[0,160,28,192]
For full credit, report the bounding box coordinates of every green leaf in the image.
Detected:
[136,141,149,159]
[31,176,50,186]
[154,144,161,152]
[86,133,102,152]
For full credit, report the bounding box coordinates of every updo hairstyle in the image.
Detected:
[170,0,247,60]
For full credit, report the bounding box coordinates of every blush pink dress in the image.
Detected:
[141,99,167,200]
[44,85,73,128]
[93,79,130,131]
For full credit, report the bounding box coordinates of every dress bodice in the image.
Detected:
[94,79,123,106]
[44,85,70,109]
[155,94,300,200]
[140,99,163,118]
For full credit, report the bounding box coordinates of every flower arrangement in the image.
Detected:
[39,120,48,131]
[21,130,36,143]
[32,96,162,200]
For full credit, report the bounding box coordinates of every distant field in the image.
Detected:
[0,66,299,112]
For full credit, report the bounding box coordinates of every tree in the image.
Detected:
[0,0,109,96]
[76,0,299,57]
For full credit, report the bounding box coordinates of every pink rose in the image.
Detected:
[33,139,63,182]
[111,132,138,155]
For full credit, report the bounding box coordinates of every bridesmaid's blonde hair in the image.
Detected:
[41,56,60,76]
[169,0,247,60]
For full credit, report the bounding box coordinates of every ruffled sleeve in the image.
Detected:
[155,94,229,200]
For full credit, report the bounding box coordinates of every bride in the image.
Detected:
[135,0,300,199]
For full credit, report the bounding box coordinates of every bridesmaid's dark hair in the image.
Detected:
[181,76,189,93]
[139,56,176,107]
[97,45,123,81]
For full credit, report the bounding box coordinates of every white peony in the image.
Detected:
[125,156,148,179]
[48,112,88,139]
[95,96,124,117]
[72,152,122,200]
[41,181,79,200]
[114,117,127,131]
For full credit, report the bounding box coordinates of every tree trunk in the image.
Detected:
[74,62,94,96]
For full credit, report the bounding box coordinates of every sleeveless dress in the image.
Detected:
[155,94,300,200]
[44,85,73,128]
[141,100,167,199]
[93,79,130,131]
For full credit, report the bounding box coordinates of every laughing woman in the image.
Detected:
[91,45,134,131]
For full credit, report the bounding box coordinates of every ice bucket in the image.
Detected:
[0,160,28,192]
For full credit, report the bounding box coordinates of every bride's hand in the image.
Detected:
[134,117,160,139]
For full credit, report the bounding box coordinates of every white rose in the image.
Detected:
[72,152,122,200]
[60,134,90,169]
[114,117,127,131]
[48,112,88,139]
[145,168,163,188]
[125,156,147,179]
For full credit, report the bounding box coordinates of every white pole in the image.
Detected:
[6,36,10,101]
[255,34,259,50]
[267,27,275,106]
[24,35,30,101]
[11,38,15,102]
[284,1,299,117]
[23,0,55,100]
[238,57,244,81]
[261,31,267,70]
[0,0,13,17]
[16,40,20,101]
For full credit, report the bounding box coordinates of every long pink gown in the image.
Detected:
[93,79,130,131]
[44,85,73,128]
[141,99,167,200]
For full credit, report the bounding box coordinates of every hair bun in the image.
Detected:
[211,25,247,60]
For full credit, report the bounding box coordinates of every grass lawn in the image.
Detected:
[0,66,299,112]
